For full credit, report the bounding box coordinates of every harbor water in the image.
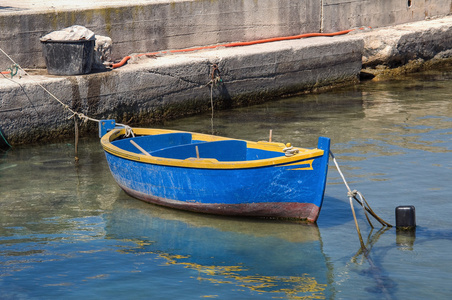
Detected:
[1,67,451,299]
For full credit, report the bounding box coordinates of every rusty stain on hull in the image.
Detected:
[121,185,321,222]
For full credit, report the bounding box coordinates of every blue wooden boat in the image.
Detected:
[100,120,330,222]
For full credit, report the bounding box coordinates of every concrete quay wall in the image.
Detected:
[3,15,452,145]
[0,0,451,69]
[0,35,363,144]
[1,0,452,145]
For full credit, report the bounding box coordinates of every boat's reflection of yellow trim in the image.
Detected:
[158,253,327,298]
[117,245,327,297]
[108,203,331,298]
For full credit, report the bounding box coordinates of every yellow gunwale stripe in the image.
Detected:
[101,128,324,169]
[287,159,314,170]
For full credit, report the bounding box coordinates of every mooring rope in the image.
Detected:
[329,150,392,250]
[0,129,12,149]
[283,144,300,157]
[0,47,134,139]
[207,63,222,134]
[0,63,20,78]
[1,47,98,124]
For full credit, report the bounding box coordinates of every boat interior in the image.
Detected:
[111,133,283,162]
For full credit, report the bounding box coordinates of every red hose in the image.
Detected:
[222,30,354,47]
[111,29,356,69]
[110,55,132,69]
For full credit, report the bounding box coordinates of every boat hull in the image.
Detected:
[123,186,320,221]
[102,128,330,222]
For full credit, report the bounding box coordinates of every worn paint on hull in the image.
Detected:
[120,184,321,222]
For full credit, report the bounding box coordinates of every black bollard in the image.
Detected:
[395,206,416,230]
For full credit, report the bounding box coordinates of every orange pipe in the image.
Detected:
[169,45,219,54]
[223,30,354,47]
[111,55,132,69]
[111,29,356,69]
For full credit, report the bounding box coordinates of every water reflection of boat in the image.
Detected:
[100,123,330,222]
[104,200,334,298]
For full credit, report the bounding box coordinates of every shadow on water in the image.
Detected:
[351,228,396,300]
[318,195,354,228]
[320,192,398,299]
[398,226,452,248]
[350,224,452,300]
[338,223,452,300]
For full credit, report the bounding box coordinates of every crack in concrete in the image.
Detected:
[144,69,209,89]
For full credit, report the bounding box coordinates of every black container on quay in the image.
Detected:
[41,39,94,75]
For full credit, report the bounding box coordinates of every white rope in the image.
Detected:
[330,150,392,227]
[330,150,367,249]
[1,47,137,140]
[330,151,369,215]
[117,123,135,137]
[283,145,300,157]
[0,47,99,124]
[330,150,353,194]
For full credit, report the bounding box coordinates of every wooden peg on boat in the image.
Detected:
[130,140,151,156]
